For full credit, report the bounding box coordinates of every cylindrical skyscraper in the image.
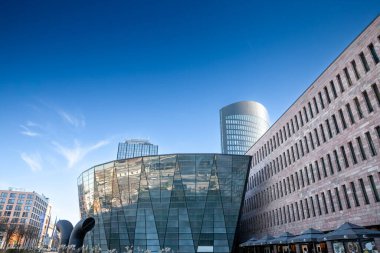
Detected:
[220,101,270,155]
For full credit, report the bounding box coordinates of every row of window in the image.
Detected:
[226,128,262,136]
[0,192,34,199]
[248,85,380,189]
[0,204,32,211]
[244,127,380,213]
[1,210,29,217]
[226,114,262,122]
[242,174,380,233]
[251,38,380,166]
[0,217,28,224]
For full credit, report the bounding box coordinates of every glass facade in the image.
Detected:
[77,154,251,253]
[220,101,270,155]
[117,139,158,159]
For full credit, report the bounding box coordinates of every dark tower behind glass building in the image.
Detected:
[220,101,270,155]
[117,139,158,159]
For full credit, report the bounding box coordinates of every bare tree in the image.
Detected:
[2,223,18,249]
[15,224,27,249]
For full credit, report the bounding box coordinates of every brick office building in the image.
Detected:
[240,15,380,249]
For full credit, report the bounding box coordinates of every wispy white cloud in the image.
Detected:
[26,121,40,127]
[58,110,85,128]
[52,139,109,168]
[21,152,43,172]
[20,125,40,137]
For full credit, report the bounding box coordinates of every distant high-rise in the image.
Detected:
[220,101,270,155]
[116,139,158,159]
[0,188,51,249]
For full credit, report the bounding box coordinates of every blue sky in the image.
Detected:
[0,1,379,223]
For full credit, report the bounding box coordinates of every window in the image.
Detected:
[330,80,338,98]
[304,136,309,153]
[295,172,300,189]
[313,97,319,114]
[332,114,340,134]
[342,184,351,209]
[338,109,347,129]
[295,202,300,220]
[300,200,305,219]
[328,190,335,212]
[10,193,16,198]
[314,128,320,146]
[291,175,295,191]
[309,164,315,183]
[309,132,315,150]
[295,115,299,130]
[336,74,344,92]
[321,192,328,214]
[368,43,380,64]
[291,204,295,221]
[359,52,370,72]
[359,178,370,204]
[320,124,327,143]
[348,141,358,164]
[333,150,341,172]
[340,146,349,168]
[324,86,331,104]
[335,187,343,211]
[351,182,360,207]
[313,195,321,217]
[351,60,361,80]
[300,169,305,188]
[346,103,355,124]
[356,136,367,161]
[299,111,304,126]
[295,143,300,159]
[318,92,325,109]
[344,67,353,86]
[304,167,310,185]
[362,90,374,113]
[291,119,295,134]
[372,83,380,106]
[354,97,364,119]
[6,205,13,210]
[291,146,295,162]
[299,140,304,157]
[315,161,321,180]
[365,131,377,156]
[368,175,380,202]
[304,198,310,218]
[327,153,334,175]
[303,107,309,122]
[326,119,333,139]
[320,157,328,178]
[376,126,380,139]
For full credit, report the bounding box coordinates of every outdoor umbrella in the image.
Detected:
[321,222,380,241]
[252,234,276,246]
[270,232,295,244]
[240,236,258,247]
[291,228,325,243]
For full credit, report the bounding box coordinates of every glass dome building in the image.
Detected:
[220,101,270,155]
[77,154,251,253]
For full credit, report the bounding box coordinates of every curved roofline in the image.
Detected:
[221,100,267,110]
[78,153,252,177]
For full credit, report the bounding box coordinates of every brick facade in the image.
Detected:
[240,15,380,245]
